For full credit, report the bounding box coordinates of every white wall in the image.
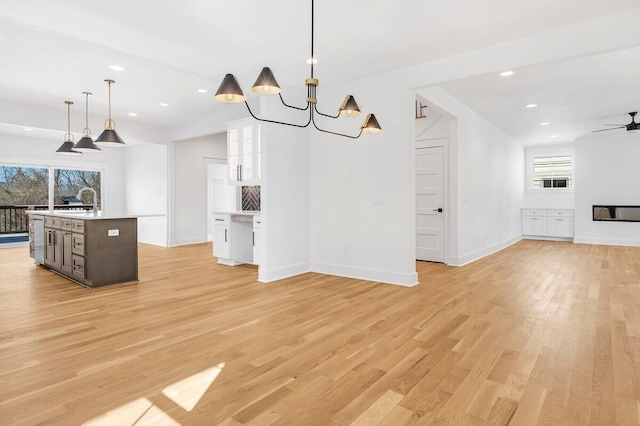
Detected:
[574,131,640,246]
[309,83,418,286]
[259,97,311,282]
[123,142,169,246]
[170,133,226,246]
[0,132,126,213]
[419,87,524,266]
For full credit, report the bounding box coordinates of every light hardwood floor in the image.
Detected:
[1,240,639,425]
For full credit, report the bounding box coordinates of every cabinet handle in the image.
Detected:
[236,165,240,181]
[215,218,224,222]
[253,231,255,247]
[224,228,228,242]
[239,164,243,181]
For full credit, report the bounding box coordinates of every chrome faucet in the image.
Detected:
[76,187,98,213]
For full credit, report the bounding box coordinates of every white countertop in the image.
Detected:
[213,211,261,216]
[27,210,136,220]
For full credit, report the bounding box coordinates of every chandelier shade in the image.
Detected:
[214,74,247,103]
[251,67,281,95]
[213,0,381,139]
[339,95,361,117]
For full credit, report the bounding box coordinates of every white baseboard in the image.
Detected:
[138,236,168,247]
[448,235,522,267]
[310,262,419,287]
[258,263,311,283]
[0,241,28,249]
[573,237,640,247]
[169,237,207,247]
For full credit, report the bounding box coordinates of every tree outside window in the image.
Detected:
[54,169,101,208]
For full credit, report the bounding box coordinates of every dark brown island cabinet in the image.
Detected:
[28,212,138,288]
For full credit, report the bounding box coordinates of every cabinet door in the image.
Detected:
[252,227,263,266]
[227,119,261,185]
[61,231,73,275]
[533,217,547,236]
[547,217,560,237]
[228,128,240,183]
[522,216,535,235]
[51,229,62,270]
[44,229,54,266]
[213,225,231,259]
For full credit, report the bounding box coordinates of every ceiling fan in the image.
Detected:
[593,112,639,134]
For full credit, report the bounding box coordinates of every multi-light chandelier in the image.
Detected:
[55,79,125,155]
[213,0,382,139]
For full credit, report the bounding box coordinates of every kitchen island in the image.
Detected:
[28,211,138,288]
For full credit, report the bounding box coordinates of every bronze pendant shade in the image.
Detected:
[96,79,126,147]
[213,0,381,139]
[56,100,82,156]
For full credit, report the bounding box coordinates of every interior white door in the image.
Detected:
[416,146,444,262]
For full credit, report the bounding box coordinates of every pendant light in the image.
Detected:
[213,0,382,139]
[73,92,101,152]
[56,101,81,156]
[95,79,126,147]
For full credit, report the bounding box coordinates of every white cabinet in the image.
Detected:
[212,214,230,259]
[212,213,262,266]
[227,118,261,185]
[546,210,574,238]
[522,209,574,240]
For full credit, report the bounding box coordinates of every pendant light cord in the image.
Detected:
[310,0,314,79]
[108,81,112,121]
[85,93,89,128]
[67,102,71,134]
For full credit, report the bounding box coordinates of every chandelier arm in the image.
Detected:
[313,103,340,119]
[311,108,362,139]
[278,93,310,111]
[244,101,312,128]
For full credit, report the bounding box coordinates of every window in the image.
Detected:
[0,166,49,205]
[526,146,574,192]
[532,156,572,189]
[54,168,101,209]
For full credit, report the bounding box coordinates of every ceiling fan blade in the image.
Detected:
[592,127,625,133]
[602,123,626,126]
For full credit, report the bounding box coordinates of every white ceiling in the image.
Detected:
[0,0,638,143]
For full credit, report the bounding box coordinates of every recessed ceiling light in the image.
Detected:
[306,57,318,65]
[540,122,550,126]
[500,70,514,77]
[197,89,208,93]
[526,104,538,108]
[128,112,137,116]
[24,127,33,131]
[159,103,169,107]
[551,135,558,138]
[109,65,125,71]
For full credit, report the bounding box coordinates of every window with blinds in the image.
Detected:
[532,155,572,189]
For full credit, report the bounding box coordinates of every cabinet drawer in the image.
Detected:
[522,209,547,217]
[72,219,85,233]
[72,255,85,280]
[61,218,73,231]
[213,214,230,226]
[72,233,85,256]
[547,209,573,217]
[44,217,63,229]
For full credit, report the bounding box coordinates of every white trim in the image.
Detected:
[258,263,310,283]
[574,237,640,247]
[448,235,522,267]
[138,237,168,247]
[522,236,573,242]
[310,262,419,287]
[170,236,206,246]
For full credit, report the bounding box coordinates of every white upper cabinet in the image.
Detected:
[227,118,261,185]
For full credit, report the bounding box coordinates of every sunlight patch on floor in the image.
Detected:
[162,362,226,412]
